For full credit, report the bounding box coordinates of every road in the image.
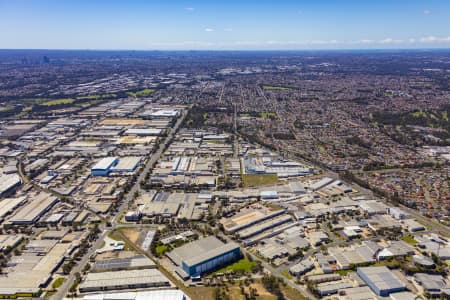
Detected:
[52,110,187,299]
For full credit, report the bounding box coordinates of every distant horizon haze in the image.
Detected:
[1,0,450,50]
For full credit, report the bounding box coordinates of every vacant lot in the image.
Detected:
[213,258,256,275]
[242,174,278,187]
[120,228,141,244]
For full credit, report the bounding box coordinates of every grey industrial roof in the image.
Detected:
[357,266,406,291]
[111,156,142,171]
[414,273,446,291]
[0,173,21,194]
[93,255,156,271]
[79,269,170,290]
[92,157,118,170]
[341,286,377,300]
[125,128,162,135]
[389,291,420,300]
[167,236,239,267]
[82,290,187,300]
[10,194,58,224]
[0,196,26,219]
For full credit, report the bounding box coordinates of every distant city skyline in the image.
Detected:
[1,0,450,50]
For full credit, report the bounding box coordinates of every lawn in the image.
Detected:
[213,258,256,274]
[52,277,65,289]
[401,235,417,245]
[262,85,292,91]
[242,174,278,187]
[156,245,169,256]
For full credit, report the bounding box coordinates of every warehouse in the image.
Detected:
[414,273,447,298]
[93,254,156,272]
[289,258,314,276]
[92,157,142,176]
[166,236,240,278]
[237,214,293,239]
[0,234,23,252]
[124,128,162,136]
[403,219,425,232]
[10,194,58,225]
[328,244,376,269]
[91,157,119,176]
[339,286,377,300]
[147,109,180,118]
[0,196,27,221]
[388,207,409,220]
[79,269,171,293]
[358,200,389,215]
[316,281,353,297]
[220,207,285,233]
[0,173,21,196]
[82,290,189,300]
[357,266,406,296]
[110,156,142,173]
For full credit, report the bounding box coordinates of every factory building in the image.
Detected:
[0,174,21,197]
[91,157,142,176]
[166,236,240,278]
[9,194,58,225]
[357,266,406,296]
[91,157,119,176]
[78,269,171,293]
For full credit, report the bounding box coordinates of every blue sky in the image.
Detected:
[1,0,449,50]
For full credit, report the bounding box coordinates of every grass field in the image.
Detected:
[259,112,277,119]
[242,174,278,187]
[262,85,292,91]
[40,98,75,106]
[213,258,256,275]
[128,88,155,97]
[401,235,417,245]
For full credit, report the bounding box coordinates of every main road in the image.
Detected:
[52,109,188,300]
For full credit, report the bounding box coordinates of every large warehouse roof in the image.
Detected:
[357,266,405,295]
[10,193,58,224]
[167,236,239,267]
[92,157,118,170]
[79,269,170,292]
[83,290,189,300]
[0,174,21,195]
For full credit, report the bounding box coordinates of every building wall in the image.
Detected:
[91,169,111,176]
[182,247,241,276]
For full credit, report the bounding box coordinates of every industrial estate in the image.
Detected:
[0,49,449,300]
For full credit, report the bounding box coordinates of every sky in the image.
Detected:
[1,0,450,50]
